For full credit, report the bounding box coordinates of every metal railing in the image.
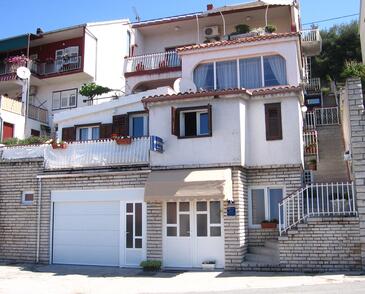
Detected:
[303,111,316,130]
[303,130,318,159]
[304,77,321,93]
[315,107,339,125]
[1,137,150,169]
[32,56,82,75]
[0,96,23,115]
[279,182,357,235]
[0,62,28,76]
[125,51,181,73]
[301,28,321,43]
[28,104,49,124]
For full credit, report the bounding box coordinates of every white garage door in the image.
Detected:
[53,201,120,266]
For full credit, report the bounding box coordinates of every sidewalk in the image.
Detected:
[0,264,364,294]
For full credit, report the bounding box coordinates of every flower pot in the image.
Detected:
[201,263,216,270]
[261,222,277,229]
[308,162,317,171]
[116,137,132,145]
[51,142,67,149]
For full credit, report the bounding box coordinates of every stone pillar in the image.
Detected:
[146,202,163,261]
[347,77,365,269]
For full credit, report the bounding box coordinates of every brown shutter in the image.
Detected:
[207,104,212,136]
[112,114,129,136]
[171,107,180,136]
[99,123,113,139]
[61,126,76,142]
[265,103,282,140]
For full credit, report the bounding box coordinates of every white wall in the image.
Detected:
[245,95,303,166]
[149,97,243,167]
[180,38,301,87]
[0,110,25,139]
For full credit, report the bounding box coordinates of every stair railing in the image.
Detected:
[278,182,356,235]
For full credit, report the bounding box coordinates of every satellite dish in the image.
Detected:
[173,78,197,93]
[16,67,31,80]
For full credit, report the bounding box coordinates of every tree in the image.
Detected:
[79,83,112,103]
[311,21,362,83]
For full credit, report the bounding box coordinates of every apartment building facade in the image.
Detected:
[0,0,361,271]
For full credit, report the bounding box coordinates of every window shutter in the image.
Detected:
[62,126,76,142]
[208,104,212,136]
[171,107,180,136]
[265,103,282,140]
[99,124,113,139]
[112,114,129,136]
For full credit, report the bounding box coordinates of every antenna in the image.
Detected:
[132,6,141,22]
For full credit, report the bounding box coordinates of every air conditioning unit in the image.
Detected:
[204,26,219,39]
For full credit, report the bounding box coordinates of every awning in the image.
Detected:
[144,168,232,202]
[0,35,29,53]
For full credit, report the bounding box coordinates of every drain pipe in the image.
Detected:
[196,14,200,44]
[36,177,42,263]
[265,5,270,27]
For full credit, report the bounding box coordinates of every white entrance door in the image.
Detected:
[53,201,120,266]
[122,202,146,267]
[163,201,224,268]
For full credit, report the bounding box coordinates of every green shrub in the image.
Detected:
[2,137,19,145]
[234,24,250,34]
[140,260,162,271]
[1,136,50,146]
[265,24,277,33]
[342,60,365,80]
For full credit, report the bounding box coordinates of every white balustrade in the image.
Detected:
[1,137,150,169]
[303,130,318,160]
[301,29,321,42]
[315,107,339,125]
[279,182,356,235]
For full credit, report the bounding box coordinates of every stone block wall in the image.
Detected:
[279,217,362,272]
[0,159,44,262]
[248,228,278,247]
[146,203,163,260]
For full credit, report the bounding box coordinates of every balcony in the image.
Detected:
[28,104,48,124]
[31,56,82,76]
[125,51,181,77]
[301,29,322,56]
[1,137,150,169]
[0,95,23,115]
[305,77,321,94]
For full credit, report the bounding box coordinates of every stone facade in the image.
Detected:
[346,78,365,270]
[146,202,163,260]
[279,217,362,272]
[248,229,278,247]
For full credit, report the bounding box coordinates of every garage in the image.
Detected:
[51,188,146,267]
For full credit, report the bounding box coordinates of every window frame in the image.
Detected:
[128,112,149,137]
[75,124,101,141]
[265,102,283,141]
[248,186,285,229]
[52,88,78,110]
[196,200,222,238]
[22,191,35,205]
[173,105,212,139]
[193,54,288,91]
[166,201,191,238]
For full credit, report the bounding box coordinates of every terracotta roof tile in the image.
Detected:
[142,86,302,105]
[176,32,299,53]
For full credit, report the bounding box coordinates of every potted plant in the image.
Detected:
[305,143,316,154]
[265,24,277,33]
[140,260,162,272]
[51,140,67,149]
[261,219,278,229]
[201,260,216,270]
[159,60,168,68]
[308,159,317,170]
[234,24,250,34]
[135,62,145,71]
[115,136,132,145]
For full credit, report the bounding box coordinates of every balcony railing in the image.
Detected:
[301,29,322,56]
[303,130,319,161]
[32,56,82,76]
[125,51,181,74]
[0,62,27,76]
[28,104,48,124]
[304,77,321,94]
[1,137,150,169]
[0,96,23,115]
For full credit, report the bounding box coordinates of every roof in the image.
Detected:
[177,32,300,53]
[142,86,303,105]
[132,0,294,28]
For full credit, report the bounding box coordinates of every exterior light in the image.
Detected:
[301,106,308,113]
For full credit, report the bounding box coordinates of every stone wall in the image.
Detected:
[0,159,44,262]
[146,203,163,260]
[279,217,362,272]
[346,78,365,270]
[248,228,278,247]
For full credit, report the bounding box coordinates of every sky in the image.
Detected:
[0,0,360,39]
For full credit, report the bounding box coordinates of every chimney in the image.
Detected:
[207,4,214,10]
[36,28,44,35]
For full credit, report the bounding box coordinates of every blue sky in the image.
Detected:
[0,0,360,39]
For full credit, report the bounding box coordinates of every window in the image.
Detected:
[249,187,284,227]
[171,105,212,138]
[22,191,34,205]
[193,55,287,91]
[129,113,148,137]
[77,125,100,141]
[196,201,222,237]
[52,89,77,110]
[265,103,282,140]
[166,202,190,237]
[263,55,287,87]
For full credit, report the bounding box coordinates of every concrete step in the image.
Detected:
[264,240,279,249]
[248,246,278,256]
[245,253,279,264]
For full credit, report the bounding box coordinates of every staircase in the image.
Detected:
[314,125,349,183]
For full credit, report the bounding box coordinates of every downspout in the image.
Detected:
[265,5,270,27]
[219,11,226,36]
[36,177,42,263]
[195,14,200,44]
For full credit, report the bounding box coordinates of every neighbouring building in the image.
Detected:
[0,0,362,272]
